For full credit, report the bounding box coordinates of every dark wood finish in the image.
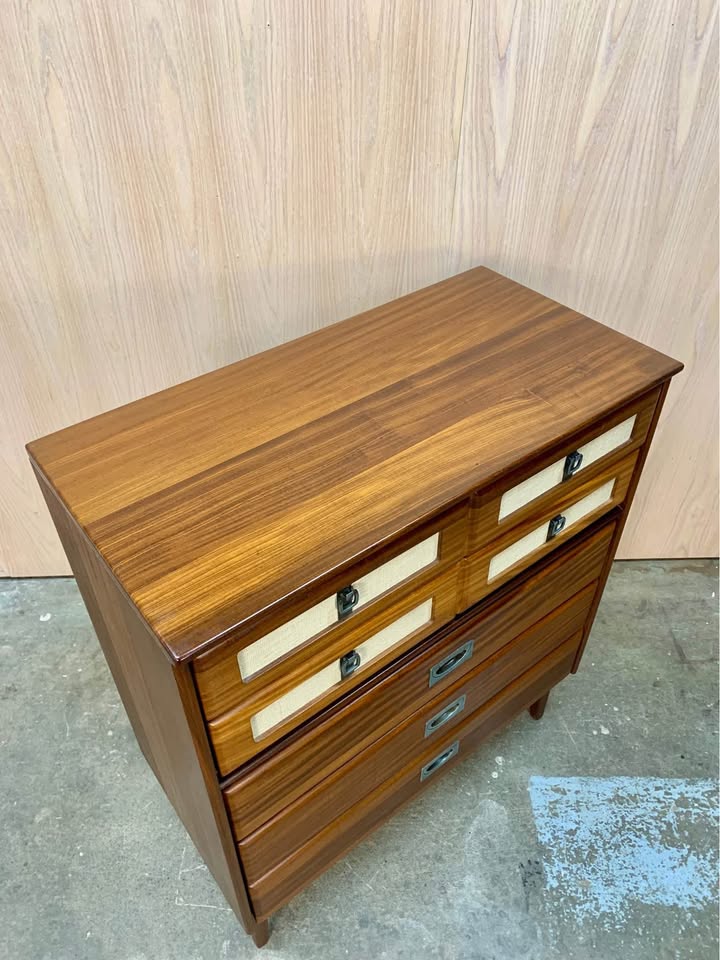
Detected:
[246,633,581,919]
[460,450,638,608]
[223,518,615,837]
[27,267,682,946]
[32,470,264,943]
[27,267,681,661]
[237,583,595,881]
[208,566,459,775]
[529,692,550,720]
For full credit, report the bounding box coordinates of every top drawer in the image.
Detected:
[468,388,659,552]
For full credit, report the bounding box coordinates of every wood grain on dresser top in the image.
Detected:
[26,267,682,662]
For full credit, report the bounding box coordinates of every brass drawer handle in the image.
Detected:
[420,740,460,781]
[336,585,360,619]
[424,694,466,737]
[546,514,567,541]
[429,639,474,687]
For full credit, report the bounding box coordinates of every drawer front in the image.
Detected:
[208,567,459,774]
[461,451,635,608]
[468,388,657,552]
[236,582,595,882]
[195,509,467,723]
[223,517,615,836]
[245,631,580,919]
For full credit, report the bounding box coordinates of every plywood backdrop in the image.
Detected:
[0,0,717,575]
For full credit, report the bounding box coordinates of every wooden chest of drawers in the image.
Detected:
[27,267,682,947]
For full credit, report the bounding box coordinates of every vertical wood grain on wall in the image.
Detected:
[451,0,718,559]
[0,1,716,574]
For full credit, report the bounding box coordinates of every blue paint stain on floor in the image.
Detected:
[528,776,719,928]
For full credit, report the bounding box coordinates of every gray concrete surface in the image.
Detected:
[1,560,718,960]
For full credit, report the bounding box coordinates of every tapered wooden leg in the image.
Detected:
[528,691,549,720]
[252,920,270,948]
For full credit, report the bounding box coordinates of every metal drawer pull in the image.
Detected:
[429,639,474,687]
[563,450,583,481]
[546,513,567,541]
[339,649,361,678]
[424,695,466,737]
[336,584,360,619]
[420,740,460,781]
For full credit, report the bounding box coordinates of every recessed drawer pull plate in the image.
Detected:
[420,740,460,781]
[429,639,474,687]
[424,694,466,737]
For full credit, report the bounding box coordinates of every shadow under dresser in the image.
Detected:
[27,266,682,947]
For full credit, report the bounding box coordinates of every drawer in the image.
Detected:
[461,451,635,608]
[468,388,658,552]
[236,580,595,882]
[207,566,459,774]
[195,508,467,724]
[223,517,614,837]
[244,630,581,919]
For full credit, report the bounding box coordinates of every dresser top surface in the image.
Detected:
[28,266,681,659]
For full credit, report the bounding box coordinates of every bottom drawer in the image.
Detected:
[243,631,582,918]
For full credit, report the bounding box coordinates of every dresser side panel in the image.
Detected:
[33,467,257,933]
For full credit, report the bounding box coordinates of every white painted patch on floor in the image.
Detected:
[528,776,719,927]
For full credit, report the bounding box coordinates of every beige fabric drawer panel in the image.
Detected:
[468,389,659,553]
[489,480,614,579]
[250,600,433,740]
[498,418,635,520]
[238,534,439,681]
[194,510,468,726]
[460,450,638,611]
[206,567,459,775]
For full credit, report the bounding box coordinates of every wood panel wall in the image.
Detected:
[0,1,717,575]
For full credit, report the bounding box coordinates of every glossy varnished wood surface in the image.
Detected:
[28,267,681,660]
[223,518,615,836]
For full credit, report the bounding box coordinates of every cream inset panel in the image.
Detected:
[237,534,440,680]
[498,417,636,521]
[489,479,616,581]
[250,599,434,739]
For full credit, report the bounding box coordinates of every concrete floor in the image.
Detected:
[1,560,718,960]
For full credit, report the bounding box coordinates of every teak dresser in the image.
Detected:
[28,267,682,946]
